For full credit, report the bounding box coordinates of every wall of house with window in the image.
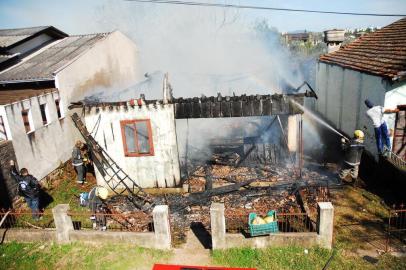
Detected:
[84,103,181,188]
[4,91,68,180]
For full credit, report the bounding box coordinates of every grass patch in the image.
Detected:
[0,242,171,270]
[212,246,406,270]
[330,186,391,251]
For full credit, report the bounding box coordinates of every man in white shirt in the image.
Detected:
[364,99,399,155]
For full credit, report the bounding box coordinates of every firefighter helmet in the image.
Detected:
[354,130,364,139]
[96,187,109,200]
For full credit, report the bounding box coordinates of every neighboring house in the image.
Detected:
[315,17,406,156]
[0,26,141,182]
[0,88,61,189]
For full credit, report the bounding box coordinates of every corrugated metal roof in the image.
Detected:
[0,33,109,82]
[0,26,68,49]
[0,26,49,36]
[0,35,30,48]
[0,88,56,105]
[0,26,51,48]
[319,17,406,81]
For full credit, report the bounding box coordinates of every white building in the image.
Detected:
[315,18,406,156]
[0,26,141,180]
[84,102,181,188]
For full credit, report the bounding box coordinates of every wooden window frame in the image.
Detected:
[39,103,48,125]
[0,115,7,140]
[120,119,155,157]
[55,99,63,119]
[21,109,32,133]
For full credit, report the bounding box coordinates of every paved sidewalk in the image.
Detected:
[168,228,213,266]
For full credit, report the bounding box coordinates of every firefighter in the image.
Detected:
[80,186,109,231]
[72,140,86,184]
[339,130,365,183]
[9,160,41,220]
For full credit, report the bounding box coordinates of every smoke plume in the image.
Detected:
[93,0,304,99]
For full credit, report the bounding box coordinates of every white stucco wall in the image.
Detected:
[52,30,142,169]
[315,62,392,156]
[4,91,69,180]
[84,104,181,188]
[384,82,406,136]
[0,106,12,140]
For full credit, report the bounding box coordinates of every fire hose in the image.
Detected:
[0,211,11,228]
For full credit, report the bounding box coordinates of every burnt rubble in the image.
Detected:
[103,162,339,244]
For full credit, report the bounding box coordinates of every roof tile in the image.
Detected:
[319,17,406,80]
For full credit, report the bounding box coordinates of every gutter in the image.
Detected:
[392,71,406,82]
[0,78,54,85]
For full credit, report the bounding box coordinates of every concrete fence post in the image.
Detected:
[210,202,226,249]
[153,205,171,249]
[317,202,334,249]
[52,204,73,244]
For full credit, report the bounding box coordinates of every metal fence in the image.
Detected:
[277,212,316,233]
[336,204,406,253]
[387,204,406,252]
[0,209,55,229]
[225,211,315,234]
[67,210,154,232]
[384,146,406,171]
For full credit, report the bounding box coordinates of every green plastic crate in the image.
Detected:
[248,210,279,236]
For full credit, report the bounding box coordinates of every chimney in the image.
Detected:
[324,30,345,53]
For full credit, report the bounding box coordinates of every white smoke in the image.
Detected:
[87,1,307,170]
[92,0,304,99]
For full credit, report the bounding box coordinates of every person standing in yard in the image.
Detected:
[9,160,41,220]
[72,140,86,184]
[364,99,399,155]
[339,130,365,183]
[80,186,109,231]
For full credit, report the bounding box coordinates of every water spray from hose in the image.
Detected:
[291,100,350,141]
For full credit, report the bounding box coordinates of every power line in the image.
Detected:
[125,0,406,17]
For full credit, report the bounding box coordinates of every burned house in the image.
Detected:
[71,86,316,190]
[316,18,406,157]
[0,26,141,204]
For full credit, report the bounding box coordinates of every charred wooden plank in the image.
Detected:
[192,97,201,118]
[262,96,272,115]
[253,95,262,116]
[212,98,221,117]
[201,99,211,118]
[184,99,192,117]
[271,95,282,115]
[231,98,242,117]
[221,98,231,117]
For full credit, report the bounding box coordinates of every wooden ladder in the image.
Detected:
[71,113,155,212]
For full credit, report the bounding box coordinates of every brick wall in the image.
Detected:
[0,140,17,208]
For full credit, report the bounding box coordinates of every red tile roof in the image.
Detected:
[319,17,406,81]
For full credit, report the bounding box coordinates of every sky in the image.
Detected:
[1,0,406,34]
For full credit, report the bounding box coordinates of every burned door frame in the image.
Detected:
[392,105,406,159]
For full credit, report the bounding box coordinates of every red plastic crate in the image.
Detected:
[153,264,256,270]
